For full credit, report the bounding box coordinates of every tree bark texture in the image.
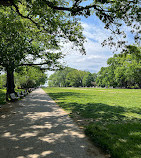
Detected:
[6,68,15,101]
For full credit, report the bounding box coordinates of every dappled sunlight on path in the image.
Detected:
[0,88,106,158]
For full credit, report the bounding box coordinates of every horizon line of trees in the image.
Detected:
[48,67,97,87]
[48,45,141,89]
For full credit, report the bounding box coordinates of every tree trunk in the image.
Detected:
[6,68,15,101]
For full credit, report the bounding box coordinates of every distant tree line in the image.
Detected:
[48,67,97,87]
[48,45,141,88]
[0,66,47,89]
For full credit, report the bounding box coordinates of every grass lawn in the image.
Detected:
[0,89,6,104]
[43,87,141,158]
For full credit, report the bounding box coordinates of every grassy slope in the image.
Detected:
[43,87,141,158]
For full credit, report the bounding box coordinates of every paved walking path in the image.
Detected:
[0,88,107,158]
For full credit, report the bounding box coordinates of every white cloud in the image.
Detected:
[48,20,135,75]
[46,15,135,77]
[60,22,113,73]
[82,22,111,43]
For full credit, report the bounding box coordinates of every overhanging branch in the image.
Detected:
[19,62,51,66]
[12,2,39,26]
[12,2,50,32]
[18,62,63,71]
[42,0,104,14]
[10,0,114,28]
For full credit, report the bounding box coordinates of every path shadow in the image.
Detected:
[58,102,141,158]
[0,90,102,158]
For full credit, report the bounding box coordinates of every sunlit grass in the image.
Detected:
[43,87,141,158]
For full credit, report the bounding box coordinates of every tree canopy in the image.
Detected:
[0,0,140,47]
[15,66,47,88]
[0,5,84,69]
[0,3,85,96]
[48,67,96,87]
[96,45,141,88]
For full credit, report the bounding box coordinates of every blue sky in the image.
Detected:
[60,15,114,74]
[60,13,135,73]
[47,15,114,77]
[47,5,135,77]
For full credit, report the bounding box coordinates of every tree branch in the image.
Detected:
[12,2,51,32]
[42,0,112,15]
[11,0,113,25]
[42,0,71,11]
[18,62,63,71]
[19,62,51,66]
[42,0,98,14]
[12,2,38,25]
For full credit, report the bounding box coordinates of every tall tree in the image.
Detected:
[66,70,87,87]
[0,5,85,100]
[96,45,141,88]
[114,46,141,88]
[82,72,93,87]
[48,67,74,87]
[0,8,58,99]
